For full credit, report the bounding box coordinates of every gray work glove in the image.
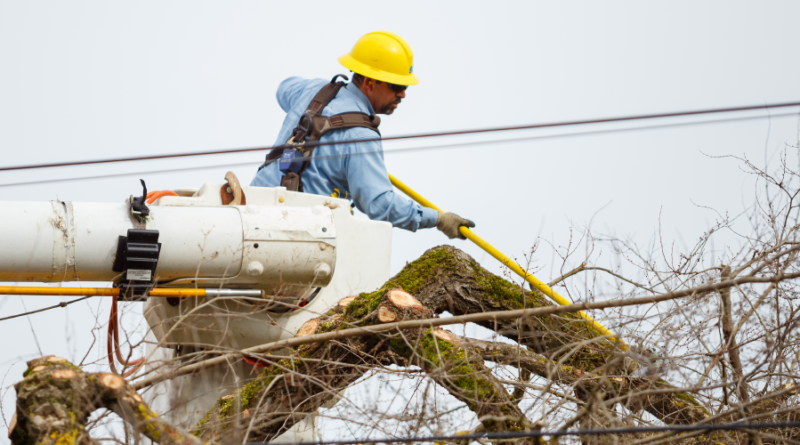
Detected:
[436,211,476,240]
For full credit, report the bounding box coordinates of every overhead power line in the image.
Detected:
[1,101,798,173]
[1,110,797,189]
[248,420,800,445]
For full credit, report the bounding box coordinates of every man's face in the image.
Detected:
[364,79,407,115]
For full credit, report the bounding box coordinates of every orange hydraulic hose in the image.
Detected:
[108,295,144,377]
[146,190,179,204]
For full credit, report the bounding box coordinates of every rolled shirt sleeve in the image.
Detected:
[275,77,312,112]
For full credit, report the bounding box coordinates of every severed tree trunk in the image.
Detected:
[13,246,742,445]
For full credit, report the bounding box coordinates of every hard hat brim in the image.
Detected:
[339,54,420,86]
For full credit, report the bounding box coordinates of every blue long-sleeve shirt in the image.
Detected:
[251,77,439,232]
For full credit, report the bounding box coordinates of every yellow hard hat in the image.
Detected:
[338,31,419,86]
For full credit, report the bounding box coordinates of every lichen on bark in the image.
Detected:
[10,356,200,445]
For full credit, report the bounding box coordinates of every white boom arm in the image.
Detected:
[1,182,393,437]
[1,181,393,348]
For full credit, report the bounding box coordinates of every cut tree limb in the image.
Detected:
[191,246,709,442]
[10,356,200,445]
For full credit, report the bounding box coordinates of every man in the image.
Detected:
[250,31,474,239]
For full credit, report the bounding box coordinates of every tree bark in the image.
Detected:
[10,356,200,445]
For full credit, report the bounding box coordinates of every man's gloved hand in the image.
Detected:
[436,211,476,240]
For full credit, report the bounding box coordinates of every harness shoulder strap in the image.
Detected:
[260,75,382,192]
[306,81,346,114]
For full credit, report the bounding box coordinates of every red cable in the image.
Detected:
[243,356,273,368]
[107,297,145,377]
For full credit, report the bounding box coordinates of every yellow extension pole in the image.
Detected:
[0,286,207,298]
[389,173,624,347]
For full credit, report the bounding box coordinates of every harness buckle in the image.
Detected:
[297,111,314,139]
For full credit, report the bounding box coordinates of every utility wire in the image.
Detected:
[1,110,797,189]
[1,101,798,173]
[0,296,94,322]
[0,161,261,188]
[246,420,800,445]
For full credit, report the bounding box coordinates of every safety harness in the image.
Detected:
[260,74,381,192]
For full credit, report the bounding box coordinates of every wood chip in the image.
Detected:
[32,365,46,373]
[297,318,321,337]
[377,306,397,323]
[387,288,423,309]
[100,373,125,390]
[338,296,356,308]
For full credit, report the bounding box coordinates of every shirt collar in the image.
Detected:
[345,81,375,115]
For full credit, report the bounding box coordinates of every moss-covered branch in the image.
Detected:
[10,356,200,445]
[362,246,708,423]
[192,246,714,442]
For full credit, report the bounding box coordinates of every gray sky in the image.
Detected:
[1,1,799,440]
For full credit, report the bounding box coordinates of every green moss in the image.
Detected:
[399,330,529,432]
[9,421,35,445]
[319,320,338,332]
[414,331,498,404]
[344,247,458,319]
[194,359,300,435]
[672,391,710,415]
[192,413,210,437]
[138,404,163,442]
[50,427,80,445]
[343,290,383,319]
[470,260,534,309]
[22,360,82,378]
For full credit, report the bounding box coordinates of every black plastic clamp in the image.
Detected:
[112,229,161,301]
[130,179,150,219]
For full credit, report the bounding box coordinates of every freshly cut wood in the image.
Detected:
[100,373,125,390]
[378,305,397,322]
[52,369,77,380]
[386,288,423,309]
[338,296,356,308]
[433,329,460,345]
[297,318,321,337]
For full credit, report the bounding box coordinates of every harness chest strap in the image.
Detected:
[260,75,381,192]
